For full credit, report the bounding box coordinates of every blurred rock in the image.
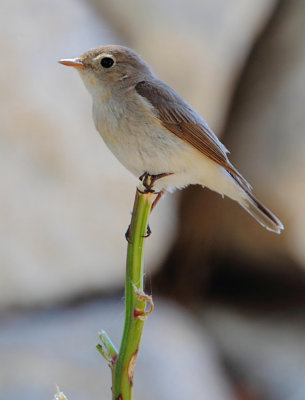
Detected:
[223,0,305,267]
[90,0,276,132]
[203,305,305,400]
[0,299,236,400]
[156,0,305,300]
[0,0,176,308]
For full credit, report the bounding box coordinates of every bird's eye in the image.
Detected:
[100,57,114,68]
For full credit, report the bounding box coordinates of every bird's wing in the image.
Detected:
[135,80,251,190]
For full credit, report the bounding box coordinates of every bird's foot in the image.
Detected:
[139,172,173,193]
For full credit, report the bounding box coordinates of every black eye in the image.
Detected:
[100,57,114,68]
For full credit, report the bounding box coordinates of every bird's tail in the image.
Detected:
[240,191,284,234]
[229,173,284,234]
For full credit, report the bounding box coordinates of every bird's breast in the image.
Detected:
[91,92,192,177]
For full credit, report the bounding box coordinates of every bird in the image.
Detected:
[59,45,283,234]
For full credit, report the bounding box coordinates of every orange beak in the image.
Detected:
[58,58,85,69]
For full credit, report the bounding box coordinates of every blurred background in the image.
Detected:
[1,0,305,399]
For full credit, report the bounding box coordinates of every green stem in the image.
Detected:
[112,189,155,400]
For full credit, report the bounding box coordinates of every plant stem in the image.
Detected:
[112,189,155,400]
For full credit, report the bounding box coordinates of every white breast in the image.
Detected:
[91,89,192,177]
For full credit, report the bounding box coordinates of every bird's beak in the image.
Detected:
[58,58,85,69]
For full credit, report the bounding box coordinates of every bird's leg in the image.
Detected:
[140,190,166,238]
[151,190,165,213]
[139,172,173,193]
[141,190,165,238]
[126,173,170,242]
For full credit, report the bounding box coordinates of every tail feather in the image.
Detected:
[229,173,284,234]
[240,192,284,234]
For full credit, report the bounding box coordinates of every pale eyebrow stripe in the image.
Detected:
[93,53,116,62]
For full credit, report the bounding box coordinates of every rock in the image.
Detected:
[157,0,305,299]
[203,305,305,400]
[0,299,236,400]
[0,0,176,308]
[223,0,305,267]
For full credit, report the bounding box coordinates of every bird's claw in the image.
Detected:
[125,224,131,243]
[139,172,173,193]
[142,224,151,238]
[125,223,151,242]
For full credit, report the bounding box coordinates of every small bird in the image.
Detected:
[59,45,283,233]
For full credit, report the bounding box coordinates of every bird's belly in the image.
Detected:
[94,103,192,179]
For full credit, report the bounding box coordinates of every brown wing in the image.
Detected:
[135,80,251,190]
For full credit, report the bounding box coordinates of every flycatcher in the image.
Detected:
[59,45,283,234]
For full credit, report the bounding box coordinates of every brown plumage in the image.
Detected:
[135,80,251,190]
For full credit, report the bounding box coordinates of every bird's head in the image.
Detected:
[59,45,153,97]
